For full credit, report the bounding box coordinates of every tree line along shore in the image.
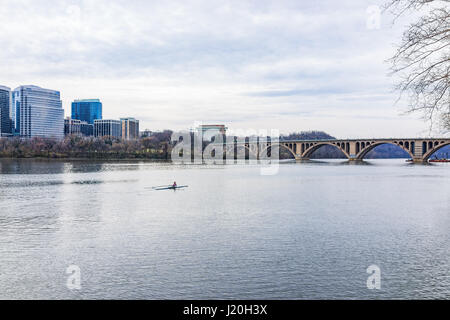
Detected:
[0,131,173,160]
[0,131,448,160]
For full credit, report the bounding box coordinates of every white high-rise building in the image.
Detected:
[12,85,64,139]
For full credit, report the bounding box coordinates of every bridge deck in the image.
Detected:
[216,138,450,145]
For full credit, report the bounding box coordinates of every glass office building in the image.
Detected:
[11,90,20,134]
[0,85,12,136]
[13,85,64,139]
[71,99,102,124]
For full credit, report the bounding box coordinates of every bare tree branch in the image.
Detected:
[387,0,450,132]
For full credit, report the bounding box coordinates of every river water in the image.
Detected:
[0,159,448,299]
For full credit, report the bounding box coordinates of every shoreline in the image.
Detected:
[0,157,417,162]
[0,157,171,162]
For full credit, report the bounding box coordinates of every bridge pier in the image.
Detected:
[411,158,429,164]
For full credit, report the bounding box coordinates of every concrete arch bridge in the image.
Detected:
[230,138,450,163]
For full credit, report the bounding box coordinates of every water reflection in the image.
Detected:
[0,159,154,175]
[0,159,68,175]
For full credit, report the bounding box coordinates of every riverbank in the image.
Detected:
[0,152,169,160]
[0,135,172,160]
[0,157,171,162]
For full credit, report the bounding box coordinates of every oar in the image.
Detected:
[153,186,189,191]
[145,185,172,189]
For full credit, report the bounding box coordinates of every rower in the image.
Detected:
[172,181,177,188]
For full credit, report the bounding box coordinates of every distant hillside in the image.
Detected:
[430,145,450,159]
[365,144,409,159]
[280,131,344,159]
[279,132,449,159]
[280,131,335,140]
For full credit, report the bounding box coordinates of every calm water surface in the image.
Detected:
[0,159,449,299]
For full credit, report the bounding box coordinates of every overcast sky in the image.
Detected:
[0,0,436,138]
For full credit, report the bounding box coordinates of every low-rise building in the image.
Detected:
[196,124,228,141]
[140,129,152,138]
[80,122,94,136]
[94,119,121,138]
[64,118,81,136]
[65,118,94,136]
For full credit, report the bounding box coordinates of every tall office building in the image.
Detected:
[121,117,140,140]
[94,119,121,138]
[71,99,102,124]
[0,86,12,136]
[13,85,64,139]
[11,89,20,134]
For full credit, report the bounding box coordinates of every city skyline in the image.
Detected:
[0,82,142,140]
[1,81,448,139]
[0,1,440,138]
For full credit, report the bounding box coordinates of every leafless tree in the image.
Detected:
[386,0,450,132]
[0,132,175,159]
[442,111,450,127]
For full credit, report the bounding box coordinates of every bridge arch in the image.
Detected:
[302,142,350,159]
[221,138,450,162]
[267,143,298,159]
[231,143,257,159]
[223,142,298,160]
[356,141,414,160]
[244,143,296,159]
[226,143,275,159]
[422,141,450,161]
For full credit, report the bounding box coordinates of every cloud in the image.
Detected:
[0,0,432,137]
[245,88,349,97]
